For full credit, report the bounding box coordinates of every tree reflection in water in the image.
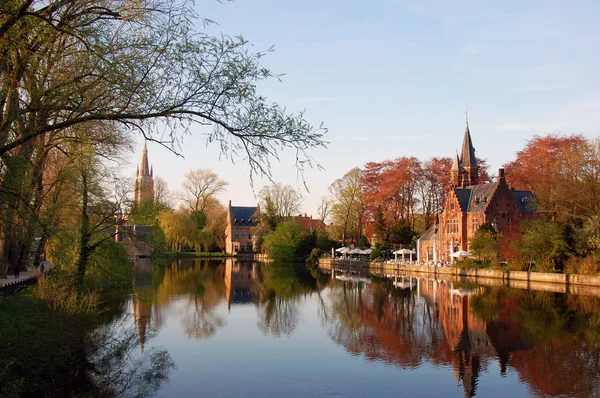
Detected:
[155,259,227,340]
[324,268,600,398]
[89,315,175,397]
[123,258,600,397]
[256,263,318,337]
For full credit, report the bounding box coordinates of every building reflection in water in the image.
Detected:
[133,257,155,354]
[224,259,260,310]
[128,259,599,397]
[327,275,536,398]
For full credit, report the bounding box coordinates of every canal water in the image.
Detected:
[100,258,600,397]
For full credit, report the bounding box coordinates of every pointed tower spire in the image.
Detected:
[451,152,460,171]
[140,141,150,176]
[460,123,477,167]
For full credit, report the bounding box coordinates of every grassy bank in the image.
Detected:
[0,289,99,397]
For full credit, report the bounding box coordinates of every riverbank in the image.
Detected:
[319,258,600,295]
[0,290,99,396]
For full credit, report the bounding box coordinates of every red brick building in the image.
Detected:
[295,214,326,231]
[418,123,536,263]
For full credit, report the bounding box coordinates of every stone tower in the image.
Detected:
[450,123,478,188]
[135,141,154,206]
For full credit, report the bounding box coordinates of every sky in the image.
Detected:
[126,0,600,218]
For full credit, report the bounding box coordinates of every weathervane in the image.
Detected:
[464,104,469,124]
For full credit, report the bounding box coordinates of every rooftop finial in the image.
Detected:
[464,104,469,125]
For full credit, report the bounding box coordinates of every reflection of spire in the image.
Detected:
[133,295,152,354]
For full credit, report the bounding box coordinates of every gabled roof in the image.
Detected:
[467,183,498,213]
[419,225,438,241]
[511,190,536,214]
[453,182,497,214]
[231,206,259,226]
[454,188,473,213]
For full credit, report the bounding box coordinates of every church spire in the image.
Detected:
[460,123,477,167]
[140,141,150,176]
[451,152,460,171]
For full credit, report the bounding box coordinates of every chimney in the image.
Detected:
[499,168,505,182]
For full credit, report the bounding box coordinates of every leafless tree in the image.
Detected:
[180,169,228,212]
[259,183,303,219]
[317,195,333,224]
[154,176,172,208]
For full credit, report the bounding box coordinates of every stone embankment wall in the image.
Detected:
[319,258,600,296]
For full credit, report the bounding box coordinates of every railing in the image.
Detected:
[0,274,39,300]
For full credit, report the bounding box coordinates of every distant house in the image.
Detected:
[225,201,259,254]
[295,214,326,231]
[418,123,536,263]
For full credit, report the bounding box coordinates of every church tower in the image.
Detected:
[451,122,479,188]
[459,122,478,186]
[135,141,154,206]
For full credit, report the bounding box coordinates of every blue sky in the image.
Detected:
[127,0,600,217]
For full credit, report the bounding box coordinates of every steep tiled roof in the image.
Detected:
[419,225,438,241]
[454,189,473,212]
[454,182,498,214]
[467,183,498,213]
[231,206,259,226]
[511,190,536,214]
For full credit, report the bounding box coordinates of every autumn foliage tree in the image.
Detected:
[503,134,589,221]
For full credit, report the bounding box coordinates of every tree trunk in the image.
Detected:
[76,169,90,291]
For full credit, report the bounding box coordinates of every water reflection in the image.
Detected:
[325,269,600,397]
[116,258,600,397]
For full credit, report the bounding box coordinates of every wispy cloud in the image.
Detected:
[491,123,572,132]
[346,135,431,141]
[295,96,336,103]
[515,84,568,93]
[460,45,482,54]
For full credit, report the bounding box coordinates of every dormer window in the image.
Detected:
[450,202,455,211]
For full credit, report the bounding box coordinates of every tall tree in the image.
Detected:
[329,168,365,246]
[258,183,303,221]
[181,169,228,213]
[0,0,326,269]
[0,1,326,172]
[504,134,588,221]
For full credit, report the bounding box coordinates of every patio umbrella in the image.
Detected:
[336,247,350,254]
[360,248,373,255]
[348,248,362,255]
[393,248,413,263]
[451,250,471,258]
